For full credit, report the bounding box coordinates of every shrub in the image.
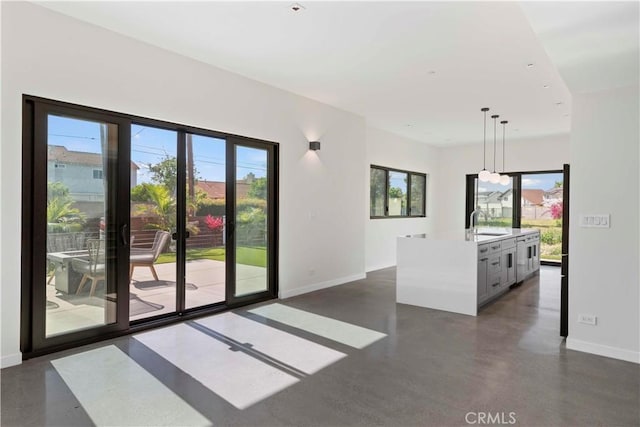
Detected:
[541,228,562,245]
[196,198,267,216]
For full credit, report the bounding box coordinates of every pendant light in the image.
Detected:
[499,120,510,185]
[478,107,491,182]
[489,114,501,183]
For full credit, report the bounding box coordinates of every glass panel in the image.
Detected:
[521,173,563,262]
[388,171,407,216]
[129,125,178,320]
[185,134,226,309]
[46,115,117,337]
[473,177,514,228]
[410,174,426,216]
[235,146,268,297]
[369,168,386,216]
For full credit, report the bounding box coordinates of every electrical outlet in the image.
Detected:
[578,314,597,325]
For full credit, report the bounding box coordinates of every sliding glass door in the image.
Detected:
[466,169,564,265]
[24,99,131,353]
[520,172,564,263]
[22,96,278,357]
[228,141,277,306]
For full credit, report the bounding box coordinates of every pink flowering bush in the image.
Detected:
[205,215,224,231]
[549,202,563,220]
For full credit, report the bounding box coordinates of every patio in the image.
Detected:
[45,259,267,336]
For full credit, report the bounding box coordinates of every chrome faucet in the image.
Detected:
[469,209,487,234]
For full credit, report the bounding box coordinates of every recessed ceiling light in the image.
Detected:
[543,84,550,89]
[564,114,570,117]
[428,70,436,75]
[527,63,534,68]
[290,3,305,12]
[555,102,563,106]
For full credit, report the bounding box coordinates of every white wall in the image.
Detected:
[567,85,639,363]
[0,2,367,367]
[365,126,440,271]
[436,135,570,232]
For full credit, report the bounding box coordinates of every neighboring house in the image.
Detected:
[477,189,512,219]
[195,179,251,200]
[48,145,139,216]
[521,189,544,206]
[544,186,563,207]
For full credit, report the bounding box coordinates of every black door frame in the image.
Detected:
[21,95,279,359]
[560,164,570,337]
[22,97,132,355]
[465,167,570,337]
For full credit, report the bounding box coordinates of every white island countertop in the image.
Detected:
[403,227,539,243]
[397,228,540,316]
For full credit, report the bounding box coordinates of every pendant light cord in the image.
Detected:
[483,110,487,170]
[502,122,506,172]
[492,115,499,172]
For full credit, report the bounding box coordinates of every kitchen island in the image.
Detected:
[396,228,540,316]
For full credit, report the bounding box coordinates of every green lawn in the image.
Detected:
[479,217,563,262]
[156,246,267,268]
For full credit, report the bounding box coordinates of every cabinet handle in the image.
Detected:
[491,261,499,266]
[492,282,500,287]
[508,253,513,268]
[480,248,488,254]
[480,257,488,262]
[533,245,537,256]
[492,245,500,250]
[528,247,532,259]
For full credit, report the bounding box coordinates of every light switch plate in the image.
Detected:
[580,214,610,228]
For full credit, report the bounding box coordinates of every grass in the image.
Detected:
[478,217,563,262]
[156,246,267,268]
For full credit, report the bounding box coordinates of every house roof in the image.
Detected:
[522,189,544,205]
[196,180,250,200]
[49,145,139,169]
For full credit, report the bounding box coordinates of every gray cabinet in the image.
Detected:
[477,244,489,303]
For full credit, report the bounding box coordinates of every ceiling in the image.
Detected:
[35,1,597,146]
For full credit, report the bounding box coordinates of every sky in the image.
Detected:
[477,172,563,193]
[48,115,268,185]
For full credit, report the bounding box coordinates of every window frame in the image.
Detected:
[370,164,427,219]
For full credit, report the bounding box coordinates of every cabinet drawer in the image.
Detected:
[487,273,502,295]
[478,244,490,257]
[488,241,502,254]
[488,254,501,273]
[501,237,516,250]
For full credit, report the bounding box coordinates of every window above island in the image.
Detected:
[370,165,426,218]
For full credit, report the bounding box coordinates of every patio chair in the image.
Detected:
[129,230,170,282]
[71,238,105,297]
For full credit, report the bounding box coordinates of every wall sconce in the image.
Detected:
[309,141,321,151]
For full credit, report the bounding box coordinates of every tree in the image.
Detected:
[554,180,563,188]
[247,177,267,200]
[388,187,404,198]
[147,155,178,195]
[47,182,85,226]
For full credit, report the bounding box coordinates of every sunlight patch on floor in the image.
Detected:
[196,312,347,375]
[51,345,210,427]
[248,303,387,349]
[134,323,298,409]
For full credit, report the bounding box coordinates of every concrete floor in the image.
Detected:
[3,266,639,426]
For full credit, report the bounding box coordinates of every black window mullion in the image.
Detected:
[175,131,187,313]
[407,174,412,217]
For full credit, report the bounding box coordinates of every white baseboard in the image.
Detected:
[1,353,22,369]
[566,338,640,364]
[365,263,396,273]
[279,273,367,299]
